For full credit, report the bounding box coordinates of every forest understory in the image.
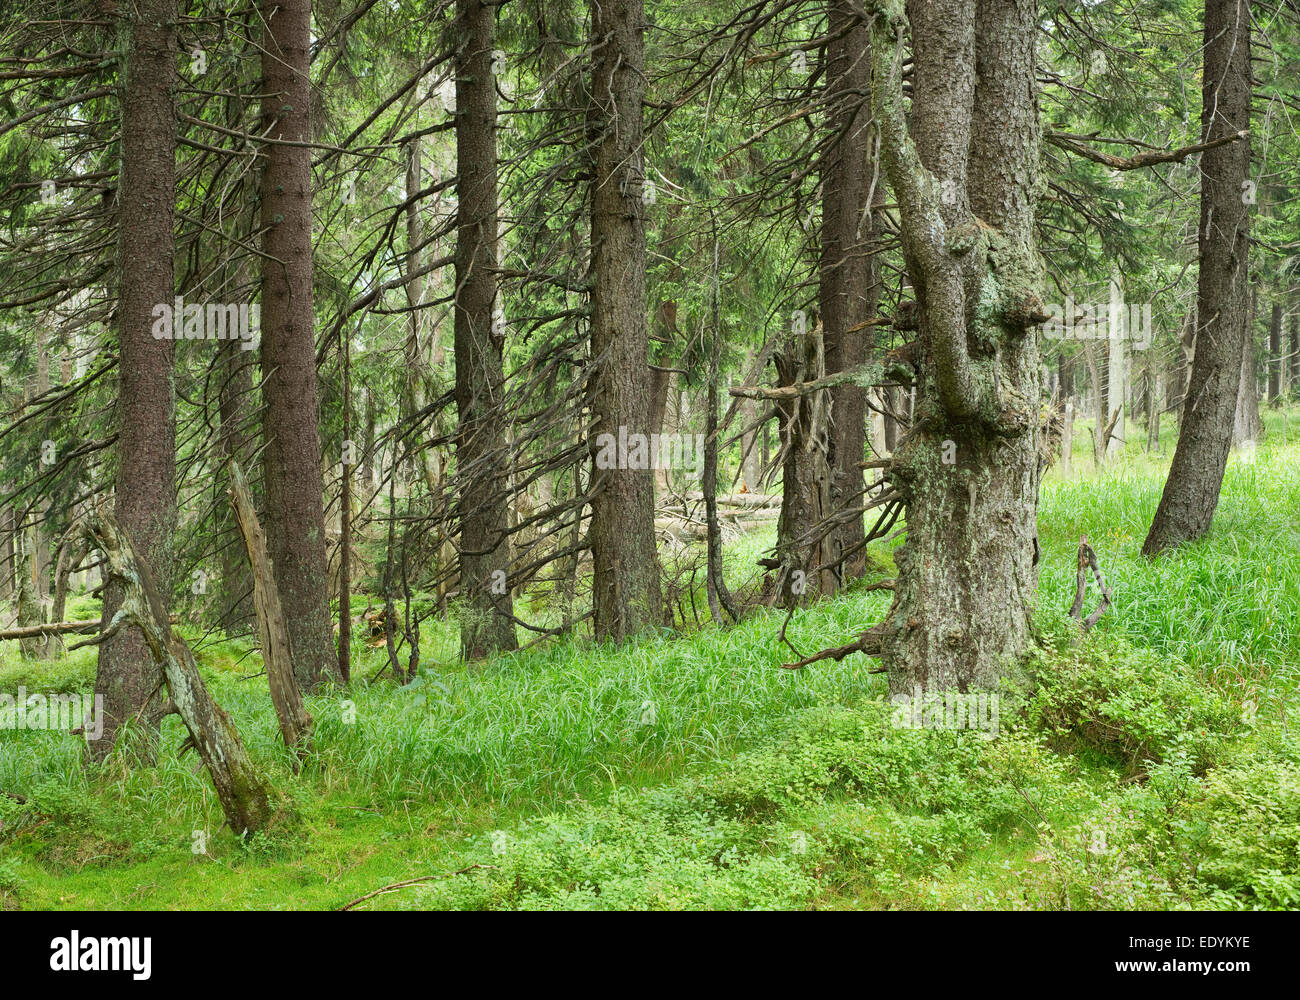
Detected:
[3,409,1297,911]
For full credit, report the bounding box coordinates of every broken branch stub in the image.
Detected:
[1069,535,1114,632]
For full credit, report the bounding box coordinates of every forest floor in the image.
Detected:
[2,407,1298,910]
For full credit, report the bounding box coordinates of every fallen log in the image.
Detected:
[682,491,780,509]
[0,619,100,641]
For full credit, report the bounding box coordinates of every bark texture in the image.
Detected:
[93,0,178,762]
[586,0,662,640]
[1267,300,1281,403]
[454,0,517,656]
[259,0,338,688]
[869,0,1045,691]
[819,0,877,585]
[1143,0,1251,555]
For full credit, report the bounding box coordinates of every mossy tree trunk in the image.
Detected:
[868,0,1047,692]
[83,513,273,836]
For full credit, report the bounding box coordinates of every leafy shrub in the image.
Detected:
[1028,639,1241,777]
[1170,757,1300,910]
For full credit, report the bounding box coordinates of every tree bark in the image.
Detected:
[259,0,338,690]
[217,337,255,636]
[1290,310,1299,397]
[819,0,877,585]
[93,0,178,762]
[1142,0,1251,555]
[868,0,1045,692]
[338,332,353,684]
[16,552,48,659]
[1106,276,1127,456]
[1232,318,1261,443]
[773,326,835,605]
[454,0,517,657]
[403,135,443,496]
[586,0,662,640]
[1267,300,1282,403]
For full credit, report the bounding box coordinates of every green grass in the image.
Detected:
[1,406,1297,909]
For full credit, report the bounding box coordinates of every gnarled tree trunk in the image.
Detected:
[869,0,1046,692]
[83,513,273,836]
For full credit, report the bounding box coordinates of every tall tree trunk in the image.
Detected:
[338,331,353,683]
[586,0,662,640]
[648,362,672,495]
[1106,276,1127,456]
[259,0,338,689]
[403,135,442,496]
[1146,366,1161,452]
[1083,340,1106,464]
[773,327,834,605]
[32,326,52,606]
[0,503,14,606]
[1171,305,1196,419]
[217,337,255,635]
[93,0,178,762]
[869,0,1045,691]
[819,0,876,585]
[361,386,377,487]
[1143,0,1251,555]
[1267,300,1281,403]
[454,0,517,656]
[1290,310,1299,397]
[1232,317,1261,443]
[16,552,46,659]
[740,398,764,490]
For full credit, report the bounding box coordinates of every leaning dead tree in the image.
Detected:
[227,459,313,760]
[74,511,274,836]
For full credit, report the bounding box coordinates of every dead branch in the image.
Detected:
[781,625,886,670]
[1069,535,1113,631]
[1046,129,1248,170]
